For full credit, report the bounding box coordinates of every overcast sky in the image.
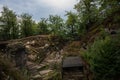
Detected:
[0,0,78,21]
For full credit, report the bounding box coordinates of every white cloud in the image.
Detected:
[0,4,3,16]
[0,0,78,20]
[37,0,77,9]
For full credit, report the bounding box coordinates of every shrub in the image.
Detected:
[83,36,120,80]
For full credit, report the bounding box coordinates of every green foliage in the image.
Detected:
[75,0,99,31]
[20,13,34,37]
[31,21,38,35]
[83,36,120,80]
[48,15,64,36]
[74,0,120,35]
[37,18,49,34]
[0,0,119,41]
[65,11,78,37]
[0,6,19,40]
[99,0,120,17]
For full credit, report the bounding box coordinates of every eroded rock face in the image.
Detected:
[7,42,27,69]
[1,35,66,80]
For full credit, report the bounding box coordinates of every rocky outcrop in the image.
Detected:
[0,35,66,80]
[6,42,27,69]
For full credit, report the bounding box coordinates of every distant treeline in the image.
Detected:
[0,0,119,40]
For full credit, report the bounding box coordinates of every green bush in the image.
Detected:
[83,36,120,80]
